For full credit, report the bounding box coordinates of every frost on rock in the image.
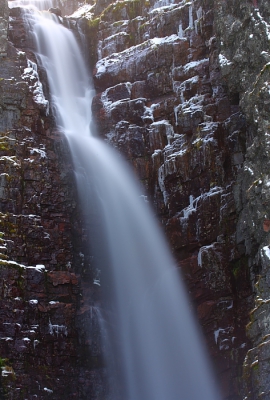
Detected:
[183,58,209,73]
[219,54,232,67]
[218,54,233,76]
[179,187,223,227]
[178,21,184,38]
[49,319,68,336]
[142,103,158,123]
[262,246,270,260]
[95,35,183,82]
[44,387,53,394]
[149,120,175,150]
[99,31,130,59]
[100,83,132,115]
[0,155,20,167]
[26,264,46,273]
[0,259,26,269]
[194,10,202,34]
[188,4,193,29]
[244,165,254,176]
[214,327,234,351]
[70,4,94,19]
[198,243,217,267]
[30,147,47,158]
[22,60,49,115]
[29,299,38,305]
[1,366,15,377]
[152,0,175,10]
[254,9,270,41]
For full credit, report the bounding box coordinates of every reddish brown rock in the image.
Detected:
[89,0,253,398]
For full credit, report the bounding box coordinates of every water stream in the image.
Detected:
[14,3,221,399]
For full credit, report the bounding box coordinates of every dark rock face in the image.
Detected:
[0,0,8,55]
[0,7,106,400]
[214,0,270,398]
[86,0,255,398]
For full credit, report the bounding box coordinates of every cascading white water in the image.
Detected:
[18,5,221,399]
[9,0,60,10]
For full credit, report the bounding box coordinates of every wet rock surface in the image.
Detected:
[0,7,106,400]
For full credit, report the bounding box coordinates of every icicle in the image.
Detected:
[189,5,193,29]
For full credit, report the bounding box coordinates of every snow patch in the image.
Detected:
[44,387,53,394]
[1,366,14,377]
[183,58,209,72]
[29,299,38,305]
[219,54,232,67]
[70,4,93,19]
[254,9,270,41]
[26,264,46,273]
[151,34,179,46]
[244,166,254,176]
[262,246,270,260]
[30,148,47,158]
[22,60,49,115]
[0,156,20,167]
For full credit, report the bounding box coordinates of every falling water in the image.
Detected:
[17,4,221,399]
[9,0,60,10]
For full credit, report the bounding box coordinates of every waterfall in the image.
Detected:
[17,4,221,399]
[8,0,61,10]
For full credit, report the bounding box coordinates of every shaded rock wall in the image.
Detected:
[213,0,270,398]
[0,0,8,56]
[0,6,106,400]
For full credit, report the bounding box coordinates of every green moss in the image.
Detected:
[129,32,136,45]
[0,357,16,382]
[0,141,9,151]
[139,21,149,31]
[194,138,203,149]
[100,0,142,21]
[0,358,8,368]
[251,361,259,372]
[88,17,100,29]
[232,262,241,278]
[231,256,249,279]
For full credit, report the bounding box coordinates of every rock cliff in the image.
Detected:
[0,4,106,399]
[214,0,270,398]
[1,0,270,398]
[82,0,254,397]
